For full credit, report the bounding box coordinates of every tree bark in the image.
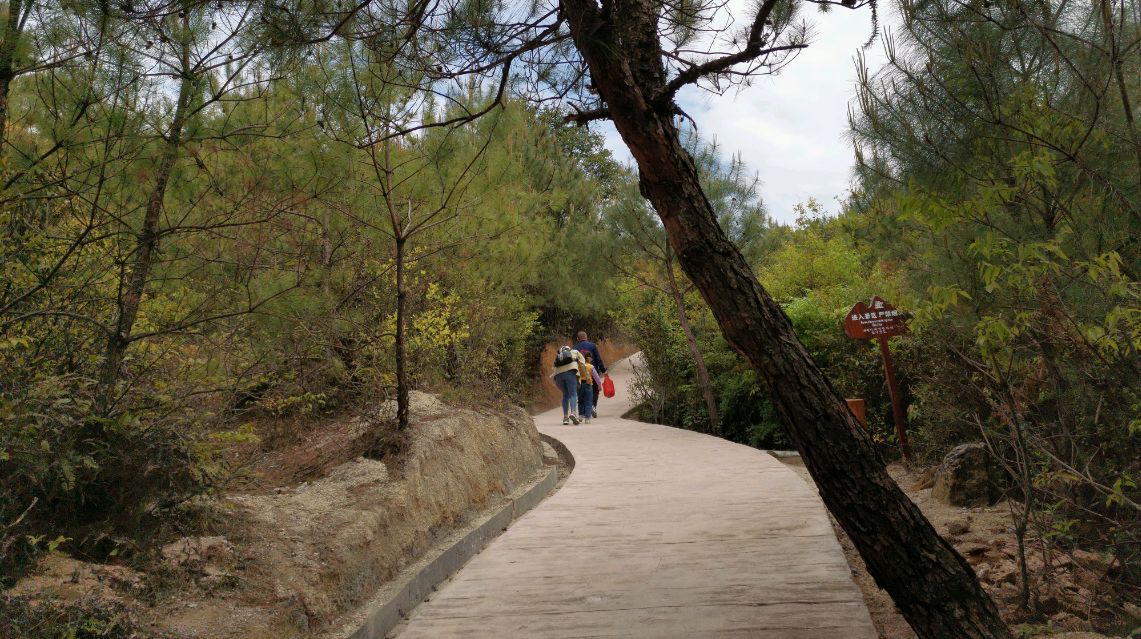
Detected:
[321,207,334,295]
[378,128,411,431]
[1097,0,1141,184]
[665,251,719,433]
[98,32,195,406]
[394,232,410,431]
[560,0,1011,635]
[0,0,24,157]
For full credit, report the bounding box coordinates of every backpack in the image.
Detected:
[553,346,574,367]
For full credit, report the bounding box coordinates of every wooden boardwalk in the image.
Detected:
[395,356,877,638]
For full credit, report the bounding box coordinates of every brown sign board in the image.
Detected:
[843,296,908,340]
[842,295,913,460]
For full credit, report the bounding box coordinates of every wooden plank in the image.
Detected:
[393,356,877,638]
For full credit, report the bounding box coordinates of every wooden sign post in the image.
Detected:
[843,296,912,462]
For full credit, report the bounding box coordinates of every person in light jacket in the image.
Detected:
[574,331,605,417]
[551,345,585,424]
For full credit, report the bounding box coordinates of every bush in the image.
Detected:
[0,594,137,639]
[1,366,208,584]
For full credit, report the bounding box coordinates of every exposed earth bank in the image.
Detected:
[6,392,548,638]
[778,456,1138,639]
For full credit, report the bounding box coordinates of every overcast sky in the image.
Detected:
[596,8,888,226]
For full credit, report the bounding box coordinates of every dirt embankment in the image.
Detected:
[779,457,1138,639]
[7,392,547,639]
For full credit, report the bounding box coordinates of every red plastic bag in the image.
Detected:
[602,374,616,399]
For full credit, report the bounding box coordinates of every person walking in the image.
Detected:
[552,345,585,425]
[574,331,605,417]
[577,351,596,424]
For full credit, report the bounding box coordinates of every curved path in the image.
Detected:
[395,356,876,638]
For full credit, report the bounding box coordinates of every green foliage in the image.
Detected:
[756,211,911,446]
[0,595,136,639]
[0,363,208,583]
[0,1,621,578]
[611,135,789,444]
[847,0,1140,586]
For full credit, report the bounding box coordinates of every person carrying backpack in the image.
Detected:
[551,345,585,424]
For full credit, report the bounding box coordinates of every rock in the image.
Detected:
[931,443,992,507]
[910,467,936,491]
[997,581,1021,598]
[371,391,447,421]
[541,440,559,465]
[945,520,971,536]
[991,560,1019,585]
[161,536,235,569]
[199,564,235,590]
[1049,612,1085,632]
[1038,589,1061,614]
[1049,570,1077,593]
[960,542,989,556]
[8,553,143,604]
[1072,549,1099,563]
[1072,549,1117,575]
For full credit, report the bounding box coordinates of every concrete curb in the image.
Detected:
[348,462,560,639]
[540,433,575,473]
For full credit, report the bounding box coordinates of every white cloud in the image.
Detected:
[596,7,888,225]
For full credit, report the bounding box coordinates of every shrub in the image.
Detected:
[1,367,208,584]
[0,594,137,639]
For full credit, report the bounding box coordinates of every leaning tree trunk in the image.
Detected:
[99,51,195,407]
[561,0,1011,636]
[665,252,719,433]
